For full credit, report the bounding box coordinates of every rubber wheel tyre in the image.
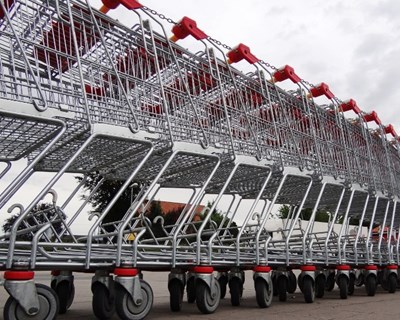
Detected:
[255,278,273,308]
[115,279,153,320]
[348,274,355,296]
[338,276,348,299]
[169,280,183,312]
[186,277,196,303]
[302,277,315,303]
[196,279,221,314]
[377,271,384,287]
[365,275,377,297]
[287,271,297,294]
[298,273,304,293]
[277,276,287,302]
[218,275,228,299]
[229,277,242,306]
[315,275,325,298]
[388,274,397,293]
[4,283,59,320]
[325,272,335,291]
[92,283,115,319]
[50,279,56,290]
[56,281,75,314]
[355,273,364,287]
[272,274,279,296]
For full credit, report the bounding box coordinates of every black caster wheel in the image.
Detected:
[196,279,221,314]
[115,279,153,320]
[168,280,184,312]
[4,283,59,320]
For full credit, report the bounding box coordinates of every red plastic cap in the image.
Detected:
[253,265,271,273]
[272,65,301,83]
[364,265,378,271]
[300,265,316,272]
[101,0,142,10]
[171,16,207,41]
[363,111,381,125]
[336,264,351,271]
[193,266,214,274]
[114,268,139,277]
[384,124,397,137]
[339,99,361,114]
[120,0,142,9]
[226,43,259,64]
[309,82,334,99]
[387,265,398,270]
[4,271,35,280]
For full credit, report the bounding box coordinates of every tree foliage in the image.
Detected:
[76,173,140,228]
[199,201,239,238]
[278,204,372,226]
[76,173,238,239]
[278,204,330,223]
[2,203,66,241]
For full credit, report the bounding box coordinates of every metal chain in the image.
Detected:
[142,6,319,90]
[142,6,177,24]
[259,59,278,71]
[301,78,315,88]
[141,6,232,52]
[207,36,232,51]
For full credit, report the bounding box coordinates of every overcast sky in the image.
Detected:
[96,0,400,132]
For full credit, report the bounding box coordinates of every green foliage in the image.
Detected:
[277,205,330,223]
[163,207,182,227]
[339,216,372,227]
[76,173,140,229]
[199,201,239,239]
[143,200,167,239]
[278,205,374,227]
[77,172,238,240]
[278,205,290,219]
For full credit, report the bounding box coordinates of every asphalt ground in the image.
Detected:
[1,271,399,319]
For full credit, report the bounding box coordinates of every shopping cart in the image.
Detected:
[1,0,400,319]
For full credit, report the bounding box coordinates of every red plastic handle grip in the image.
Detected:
[272,65,301,83]
[339,99,361,114]
[171,16,207,41]
[363,111,381,125]
[309,82,334,99]
[226,43,259,64]
[384,124,397,137]
[100,0,142,13]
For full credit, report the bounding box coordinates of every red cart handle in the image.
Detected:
[170,16,207,42]
[308,82,334,99]
[100,0,142,13]
[384,124,397,137]
[363,111,381,125]
[226,43,259,64]
[339,99,361,114]
[272,65,301,84]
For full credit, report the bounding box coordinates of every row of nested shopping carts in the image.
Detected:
[0,0,400,318]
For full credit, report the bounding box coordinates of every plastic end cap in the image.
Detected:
[310,82,334,99]
[226,43,259,64]
[272,65,301,83]
[171,16,207,41]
